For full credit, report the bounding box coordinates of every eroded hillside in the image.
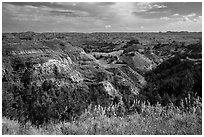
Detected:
[2,32,202,125]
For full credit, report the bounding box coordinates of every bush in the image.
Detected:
[2,78,92,126]
[2,93,202,135]
[142,54,202,105]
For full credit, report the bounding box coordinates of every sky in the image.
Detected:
[2,2,202,32]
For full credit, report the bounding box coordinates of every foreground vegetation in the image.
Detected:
[2,95,202,135]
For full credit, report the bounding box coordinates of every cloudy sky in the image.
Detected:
[2,2,202,32]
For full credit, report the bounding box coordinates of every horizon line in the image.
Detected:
[2,30,202,33]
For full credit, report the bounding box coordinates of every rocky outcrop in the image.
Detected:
[120,51,156,72]
[10,49,53,56]
[31,55,83,86]
[99,80,121,98]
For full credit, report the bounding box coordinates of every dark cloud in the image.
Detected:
[49,9,75,16]
[4,2,62,9]
[95,2,116,6]
[132,9,170,19]
[50,10,75,14]
[162,2,202,16]
[49,10,78,17]
[49,10,89,17]
[4,2,90,18]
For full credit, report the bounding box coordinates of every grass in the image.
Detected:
[2,96,202,135]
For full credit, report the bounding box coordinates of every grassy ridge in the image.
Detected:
[2,96,202,135]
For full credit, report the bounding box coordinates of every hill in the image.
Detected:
[2,32,202,127]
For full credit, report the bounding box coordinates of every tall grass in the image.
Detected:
[2,95,202,135]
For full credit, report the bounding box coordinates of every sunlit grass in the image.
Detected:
[2,95,202,135]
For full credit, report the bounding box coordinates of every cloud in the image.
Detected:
[3,2,91,22]
[94,2,116,6]
[151,4,167,9]
[4,2,64,9]
[186,13,196,17]
[134,2,167,12]
[2,2,202,32]
[105,25,111,28]
[172,13,180,16]
[49,9,90,17]
[192,16,202,23]
[132,10,170,19]
[132,3,171,19]
[181,13,198,22]
[50,9,75,14]
[160,17,170,20]
[132,2,201,20]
